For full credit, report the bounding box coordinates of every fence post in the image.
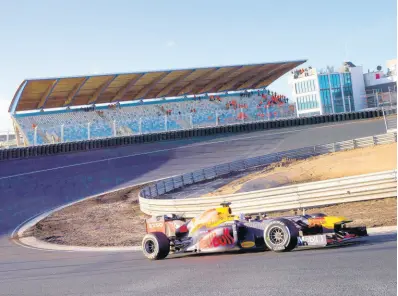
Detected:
[191,172,195,183]
[113,120,117,137]
[373,135,377,145]
[165,115,168,132]
[388,91,393,107]
[139,118,142,134]
[215,111,218,126]
[267,105,270,121]
[190,114,193,129]
[381,106,388,133]
[172,178,176,190]
[163,180,167,192]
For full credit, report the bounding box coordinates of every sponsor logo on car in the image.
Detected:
[241,241,255,248]
[199,228,234,249]
[298,235,327,246]
[148,222,164,228]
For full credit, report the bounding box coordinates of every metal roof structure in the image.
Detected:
[9,60,306,112]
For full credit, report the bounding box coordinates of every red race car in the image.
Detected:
[141,202,367,260]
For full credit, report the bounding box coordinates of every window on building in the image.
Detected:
[318,75,329,89]
[343,73,352,86]
[320,89,332,114]
[330,74,340,88]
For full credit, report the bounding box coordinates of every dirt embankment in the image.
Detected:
[22,186,151,247]
[202,143,397,197]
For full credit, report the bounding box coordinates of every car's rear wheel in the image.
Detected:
[142,232,170,260]
[263,219,298,252]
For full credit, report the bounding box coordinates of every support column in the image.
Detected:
[61,124,64,142]
[328,74,335,113]
[340,73,346,113]
[87,122,91,140]
[347,96,352,112]
[113,120,117,137]
[34,126,38,145]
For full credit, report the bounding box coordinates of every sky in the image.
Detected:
[0,0,396,131]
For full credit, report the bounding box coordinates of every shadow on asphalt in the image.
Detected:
[166,233,397,260]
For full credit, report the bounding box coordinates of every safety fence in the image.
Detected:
[0,108,389,161]
[139,170,397,217]
[139,132,397,209]
[382,106,397,132]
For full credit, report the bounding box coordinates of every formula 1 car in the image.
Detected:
[141,202,368,260]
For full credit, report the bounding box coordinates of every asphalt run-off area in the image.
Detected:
[1,118,397,296]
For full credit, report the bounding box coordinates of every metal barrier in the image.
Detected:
[139,132,397,202]
[139,170,397,217]
[0,109,386,161]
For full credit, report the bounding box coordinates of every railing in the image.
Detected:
[139,170,397,217]
[139,132,397,213]
[0,109,388,161]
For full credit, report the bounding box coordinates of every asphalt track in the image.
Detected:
[1,118,396,296]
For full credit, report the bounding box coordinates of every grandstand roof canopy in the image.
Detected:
[10,60,306,112]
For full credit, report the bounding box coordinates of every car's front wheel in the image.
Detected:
[263,218,298,252]
[142,232,170,260]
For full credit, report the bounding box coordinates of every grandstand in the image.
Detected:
[8,60,306,146]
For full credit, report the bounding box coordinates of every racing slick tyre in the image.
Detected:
[142,232,170,260]
[263,218,299,252]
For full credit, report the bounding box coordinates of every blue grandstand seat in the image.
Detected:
[14,90,294,145]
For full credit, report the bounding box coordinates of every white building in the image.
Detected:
[288,62,366,117]
[363,59,397,107]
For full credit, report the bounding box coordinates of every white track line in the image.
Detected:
[0,121,372,180]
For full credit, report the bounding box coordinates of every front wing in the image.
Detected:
[298,226,368,247]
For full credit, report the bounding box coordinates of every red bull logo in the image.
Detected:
[199,228,234,249]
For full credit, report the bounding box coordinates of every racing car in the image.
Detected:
[141,202,367,260]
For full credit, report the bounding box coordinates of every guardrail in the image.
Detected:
[139,170,397,217]
[0,109,389,161]
[139,132,397,215]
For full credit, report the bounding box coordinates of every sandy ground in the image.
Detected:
[23,143,397,247]
[22,186,151,247]
[203,143,397,197]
